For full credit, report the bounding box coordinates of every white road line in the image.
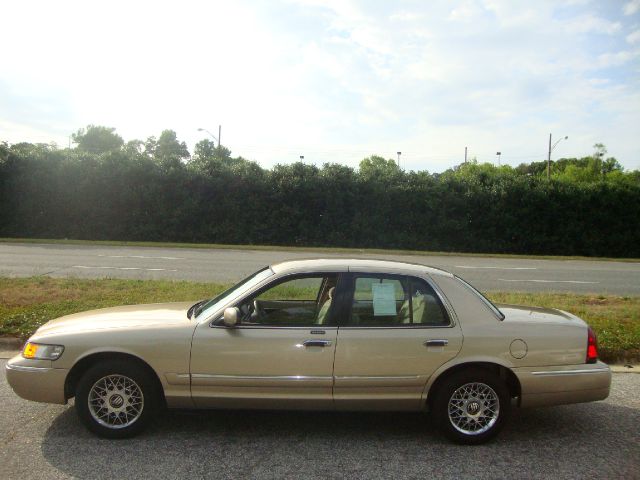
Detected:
[72,266,178,272]
[498,278,599,284]
[456,266,537,270]
[97,255,182,260]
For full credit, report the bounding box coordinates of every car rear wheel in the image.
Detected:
[75,360,159,438]
[432,368,510,444]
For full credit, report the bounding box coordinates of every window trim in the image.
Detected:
[210,272,343,328]
[341,272,453,329]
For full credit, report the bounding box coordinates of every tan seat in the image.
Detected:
[316,287,335,324]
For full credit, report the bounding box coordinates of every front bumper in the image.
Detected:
[5,354,68,404]
[514,361,612,408]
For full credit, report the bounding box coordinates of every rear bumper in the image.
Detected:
[514,361,611,408]
[5,355,68,405]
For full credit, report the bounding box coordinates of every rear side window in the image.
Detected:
[347,274,450,327]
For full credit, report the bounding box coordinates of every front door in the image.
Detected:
[333,273,463,410]
[190,273,339,409]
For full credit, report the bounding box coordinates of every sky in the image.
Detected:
[1,0,639,172]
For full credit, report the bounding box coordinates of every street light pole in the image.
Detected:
[547,133,568,180]
[397,151,402,169]
[197,127,220,148]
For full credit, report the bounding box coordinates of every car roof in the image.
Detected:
[270,258,453,277]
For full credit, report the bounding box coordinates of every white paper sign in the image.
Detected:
[372,283,397,316]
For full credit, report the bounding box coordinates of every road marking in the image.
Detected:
[73,266,178,272]
[97,255,182,260]
[498,278,599,284]
[456,266,537,270]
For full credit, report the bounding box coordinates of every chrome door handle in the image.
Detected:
[303,340,332,347]
[424,339,448,347]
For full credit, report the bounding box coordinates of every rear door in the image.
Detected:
[333,273,463,410]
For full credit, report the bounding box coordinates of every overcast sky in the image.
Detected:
[1,0,639,172]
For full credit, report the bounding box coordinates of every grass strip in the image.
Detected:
[1,237,639,262]
[1,277,638,362]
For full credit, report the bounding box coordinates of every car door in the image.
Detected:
[190,273,340,409]
[333,273,463,410]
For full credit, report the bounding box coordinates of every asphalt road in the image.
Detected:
[0,359,637,479]
[1,243,639,294]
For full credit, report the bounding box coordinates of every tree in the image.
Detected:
[147,130,189,170]
[358,155,401,181]
[72,125,124,153]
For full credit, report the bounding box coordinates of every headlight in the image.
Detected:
[22,342,65,360]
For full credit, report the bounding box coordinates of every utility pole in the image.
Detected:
[496,151,501,166]
[464,146,467,164]
[397,151,401,169]
[218,125,221,148]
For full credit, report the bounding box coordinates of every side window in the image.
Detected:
[348,275,449,327]
[408,277,450,326]
[237,274,338,326]
[349,275,409,326]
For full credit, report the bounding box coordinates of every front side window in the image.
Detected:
[348,274,449,327]
[234,274,338,327]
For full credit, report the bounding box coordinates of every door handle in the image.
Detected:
[424,339,448,347]
[303,340,332,347]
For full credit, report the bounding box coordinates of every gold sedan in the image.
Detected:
[5,259,611,444]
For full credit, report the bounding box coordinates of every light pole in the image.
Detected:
[547,134,568,180]
[300,155,304,161]
[197,126,221,148]
[397,151,402,168]
[496,151,501,166]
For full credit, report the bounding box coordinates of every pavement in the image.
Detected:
[1,242,640,294]
[0,358,638,479]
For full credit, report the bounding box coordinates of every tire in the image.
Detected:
[75,360,160,439]
[432,368,510,445]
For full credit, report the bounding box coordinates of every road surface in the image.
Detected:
[1,243,639,294]
[0,357,637,479]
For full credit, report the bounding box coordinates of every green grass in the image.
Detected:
[2,237,639,262]
[1,277,638,362]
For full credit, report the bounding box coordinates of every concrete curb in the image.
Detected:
[0,337,23,348]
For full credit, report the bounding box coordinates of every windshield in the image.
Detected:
[454,275,505,320]
[195,267,274,320]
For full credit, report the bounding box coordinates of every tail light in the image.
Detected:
[586,326,598,364]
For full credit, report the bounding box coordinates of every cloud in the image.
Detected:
[623,0,640,16]
[627,29,640,43]
[565,14,622,34]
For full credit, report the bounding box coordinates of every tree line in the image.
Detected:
[1,125,639,257]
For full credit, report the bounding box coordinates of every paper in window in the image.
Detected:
[372,283,397,316]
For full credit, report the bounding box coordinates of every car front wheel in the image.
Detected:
[432,368,510,444]
[75,360,159,438]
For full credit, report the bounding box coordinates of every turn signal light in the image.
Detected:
[586,327,598,364]
[22,342,38,359]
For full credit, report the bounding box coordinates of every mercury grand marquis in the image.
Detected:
[5,259,611,444]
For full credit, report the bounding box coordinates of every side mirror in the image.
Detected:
[223,307,240,327]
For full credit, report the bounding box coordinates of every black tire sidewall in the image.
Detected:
[433,368,511,445]
[75,359,158,439]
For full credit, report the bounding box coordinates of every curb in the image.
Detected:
[0,337,23,348]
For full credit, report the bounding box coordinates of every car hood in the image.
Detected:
[34,302,196,336]
[497,304,585,326]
